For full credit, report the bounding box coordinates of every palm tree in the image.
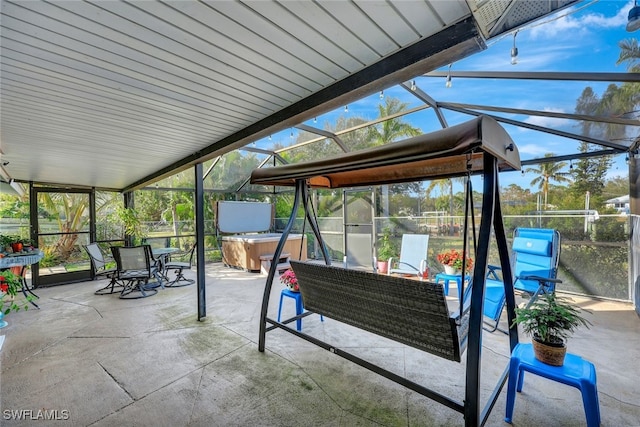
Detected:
[525,153,570,209]
[369,97,422,145]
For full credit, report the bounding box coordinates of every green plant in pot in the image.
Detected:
[376,227,397,274]
[512,292,591,366]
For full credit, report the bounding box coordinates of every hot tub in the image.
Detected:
[221,233,307,272]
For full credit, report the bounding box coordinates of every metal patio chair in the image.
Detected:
[163,243,196,287]
[83,243,120,295]
[387,234,429,277]
[110,245,158,299]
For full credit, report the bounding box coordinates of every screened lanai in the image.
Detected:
[1,2,640,427]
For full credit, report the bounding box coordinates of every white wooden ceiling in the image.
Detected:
[0,0,578,191]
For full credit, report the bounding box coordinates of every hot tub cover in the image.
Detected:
[250,116,520,189]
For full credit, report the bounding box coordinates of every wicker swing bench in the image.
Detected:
[290,260,470,362]
[250,116,522,427]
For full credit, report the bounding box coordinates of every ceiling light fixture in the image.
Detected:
[344,105,349,113]
[313,117,317,123]
[510,31,519,65]
[410,80,417,91]
[445,64,452,88]
[379,90,384,100]
[627,0,640,32]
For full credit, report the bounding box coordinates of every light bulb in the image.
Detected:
[344,105,349,113]
[510,31,519,65]
[410,80,416,91]
[445,64,452,88]
[313,117,317,123]
[379,91,384,99]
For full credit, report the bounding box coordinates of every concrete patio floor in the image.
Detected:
[1,262,639,426]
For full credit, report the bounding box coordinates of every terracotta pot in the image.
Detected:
[11,242,23,253]
[532,336,566,366]
[377,261,389,274]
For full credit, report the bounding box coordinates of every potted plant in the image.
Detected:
[376,227,397,274]
[436,249,473,275]
[512,292,591,366]
[0,269,33,327]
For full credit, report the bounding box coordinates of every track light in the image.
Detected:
[510,31,519,65]
[445,64,452,88]
[627,0,640,32]
[410,80,417,91]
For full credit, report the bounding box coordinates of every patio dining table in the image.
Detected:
[0,249,44,308]
[150,247,180,286]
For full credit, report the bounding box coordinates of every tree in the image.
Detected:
[525,154,570,209]
[569,142,611,202]
[369,97,421,145]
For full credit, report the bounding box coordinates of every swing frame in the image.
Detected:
[250,116,521,427]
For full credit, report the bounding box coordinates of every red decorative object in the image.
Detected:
[436,249,473,273]
[280,269,299,292]
[11,242,23,253]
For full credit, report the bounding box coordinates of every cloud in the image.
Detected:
[518,143,554,156]
[524,108,568,128]
[528,1,631,39]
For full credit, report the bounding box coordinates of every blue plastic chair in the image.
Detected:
[484,228,562,332]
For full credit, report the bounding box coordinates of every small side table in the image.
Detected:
[505,343,600,427]
[434,273,469,299]
[277,289,324,331]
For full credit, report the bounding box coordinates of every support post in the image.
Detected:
[258,180,304,352]
[464,154,496,427]
[195,163,206,321]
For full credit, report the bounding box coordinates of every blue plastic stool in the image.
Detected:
[505,343,600,427]
[434,273,469,299]
[277,289,323,331]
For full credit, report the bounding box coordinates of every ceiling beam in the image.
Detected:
[425,71,640,82]
[438,102,639,126]
[439,104,629,151]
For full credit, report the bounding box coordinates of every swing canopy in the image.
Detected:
[250,116,520,189]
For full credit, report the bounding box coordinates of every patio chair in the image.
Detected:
[387,234,429,276]
[163,243,196,287]
[484,228,562,333]
[110,245,158,299]
[83,243,120,295]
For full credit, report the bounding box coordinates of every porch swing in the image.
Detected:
[249,115,522,427]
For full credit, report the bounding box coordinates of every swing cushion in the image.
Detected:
[290,261,468,362]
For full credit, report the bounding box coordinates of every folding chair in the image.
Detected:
[388,234,429,276]
[484,228,562,333]
[83,243,120,295]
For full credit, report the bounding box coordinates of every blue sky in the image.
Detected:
[255,0,638,193]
